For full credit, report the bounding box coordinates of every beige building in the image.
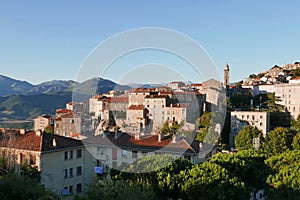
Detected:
[168,81,185,90]
[230,111,270,147]
[34,114,53,131]
[274,83,300,119]
[0,129,91,199]
[242,83,300,119]
[128,88,153,106]
[201,79,226,112]
[84,132,217,169]
[145,94,169,132]
[54,109,81,138]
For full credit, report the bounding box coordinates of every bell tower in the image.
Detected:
[224,63,230,86]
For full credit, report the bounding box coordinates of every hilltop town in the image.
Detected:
[1,62,300,199]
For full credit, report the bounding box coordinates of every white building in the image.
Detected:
[230,111,270,147]
[34,114,53,131]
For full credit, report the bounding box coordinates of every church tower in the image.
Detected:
[224,63,230,86]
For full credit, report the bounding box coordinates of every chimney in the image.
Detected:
[158,133,161,142]
[52,138,57,147]
[35,130,42,136]
[135,132,140,140]
[20,129,25,135]
[171,134,176,143]
[199,142,203,149]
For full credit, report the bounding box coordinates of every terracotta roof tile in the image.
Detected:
[84,133,199,154]
[128,105,145,110]
[0,131,83,152]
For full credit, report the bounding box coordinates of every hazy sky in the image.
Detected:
[1,1,300,84]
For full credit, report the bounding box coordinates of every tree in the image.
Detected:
[43,125,54,134]
[112,154,192,200]
[160,121,170,135]
[265,150,300,198]
[291,114,300,133]
[292,133,300,150]
[0,174,58,200]
[75,180,155,200]
[234,126,262,150]
[261,127,291,155]
[179,150,270,200]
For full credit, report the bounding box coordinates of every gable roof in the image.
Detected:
[84,133,203,155]
[0,130,83,153]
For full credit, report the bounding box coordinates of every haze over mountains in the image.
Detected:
[0,74,167,97]
[0,75,164,120]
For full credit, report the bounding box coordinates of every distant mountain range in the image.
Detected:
[0,75,132,97]
[0,74,169,120]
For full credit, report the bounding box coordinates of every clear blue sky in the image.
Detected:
[0,0,300,84]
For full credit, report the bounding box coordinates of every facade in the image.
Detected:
[145,94,168,132]
[54,110,81,138]
[84,132,217,169]
[273,83,300,119]
[168,81,185,90]
[242,83,300,119]
[230,111,270,147]
[201,79,226,112]
[0,129,91,199]
[34,114,53,131]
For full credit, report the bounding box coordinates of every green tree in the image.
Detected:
[292,133,300,150]
[0,174,58,200]
[43,125,54,134]
[160,121,170,135]
[291,114,300,133]
[112,154,192,200]
[265,150,300,198]
[234,126,262,150]
[261,127,291,155]
[75,180,155,200]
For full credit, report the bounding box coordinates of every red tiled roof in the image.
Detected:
[109,96,129,103]
[191,83,202,87]
[55,117,62,121]
[290,76,300,80]
[56,109,72,114]
[130,88,154,93]
[0,131,83,152]
[84,133,200,154]
[61,112,80,118]
[128,105,145,110]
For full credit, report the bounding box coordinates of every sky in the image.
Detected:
[0,0,300,85]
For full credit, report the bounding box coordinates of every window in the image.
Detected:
[70,119,74,123]
[112,161,117,168]
[69,151,73,159]
[76,183,82,193]
[121,150,127,158]
[63,187,68,196]
[64,169,68,178]
[112,148,117,160]
[69,168,73,177]
[76,149,82,158]
[69,185,73,194]
[97,147,103,155]
[76,166,82,176]
[132,150,138,159]
[64,152,68,160]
